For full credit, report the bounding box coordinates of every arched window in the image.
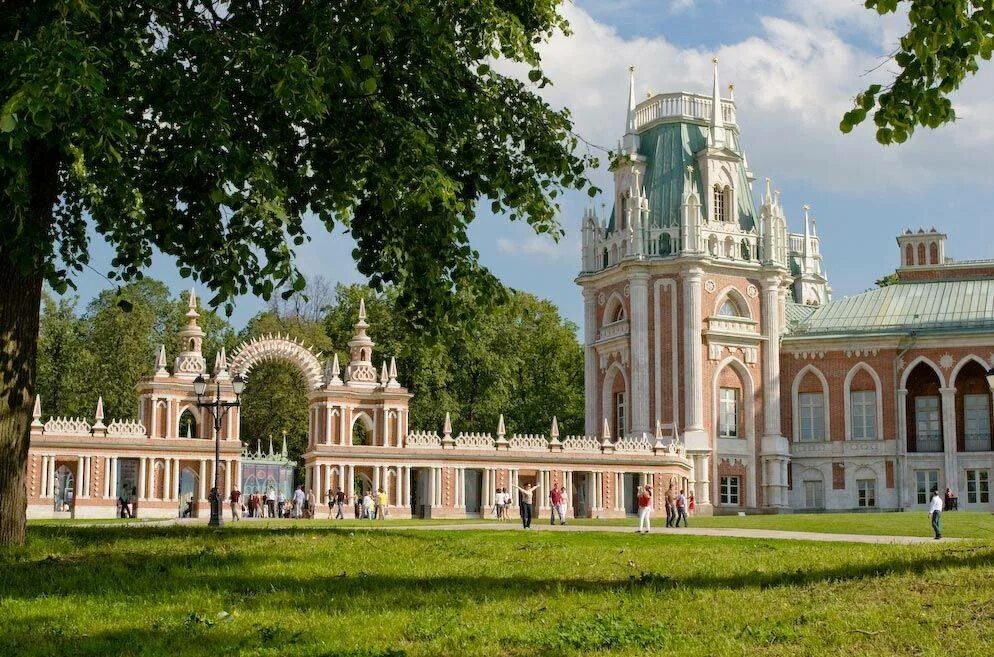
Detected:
[189,338,195,351]
[905,361,943,452]
[178,409,198,439]
[713,185,731,222]
[740,240,750,261]
[905,244,914,266]
[602,248,609,269]
[793,367,829,442]
[352,421,369,446]
[619,195,628,230]
[846,366,879,441]
[717,298,742,317]
[612,304,626,323]
[953,360,991,452]
[929,242,939,264]
[707,234,718,256]
[917,243,926,265]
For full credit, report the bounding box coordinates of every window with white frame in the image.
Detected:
[803,480,824,509]
[857,479,876,507]
[850,390,877,440]
[966,469,989,504]
[798,392,825,442]
[614,391,626,439]
[713,185,726,222]
[719,388,739,438]
[720,476,740,505]
[914,396,942,452]
[915,469,939,504]
[963,394,991,452]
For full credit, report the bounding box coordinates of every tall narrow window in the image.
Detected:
[803,480,824,509]
[619,195,628,230]
[719,388,739,438]
[963,394,991,452]
[713,186,726,222]
[966,470,990,504]
[857,479,876,507]
[720,476,740,505]
[915,396,942,452]
[614,391,627,439]
[915,469,939,504]
[798,393,825,442]
[850,390,877,440]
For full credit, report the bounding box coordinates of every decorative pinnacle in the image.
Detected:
[550,416,560,440]
[497,413,506,437]
[32,395,42,427]
[601,417,611,440]
[357,297,367,322]
[443,412,452,437]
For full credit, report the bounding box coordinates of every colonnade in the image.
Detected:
[306,462,413,507]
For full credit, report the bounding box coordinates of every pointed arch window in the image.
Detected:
[713,185,726,222]
[178,409,198,439]
[717,297,743,318]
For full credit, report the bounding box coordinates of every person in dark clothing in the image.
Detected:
[515,483,536,529]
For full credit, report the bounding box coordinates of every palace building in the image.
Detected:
[577,61,994,513]
[24,62,994,518]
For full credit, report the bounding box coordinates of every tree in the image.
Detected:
[842,1,994,144]
[0,1,595,544]
[36,291,93,419]
[875,272,901,287]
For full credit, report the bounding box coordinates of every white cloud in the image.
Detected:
[668,0,694,13]
[496,234,572,258]
[526,3,994,202]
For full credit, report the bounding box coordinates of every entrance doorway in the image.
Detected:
[53,465,74,512]
[571,472,590,518]
[464,469,483,514]
[623,473,640,514]
[410,468,428,517]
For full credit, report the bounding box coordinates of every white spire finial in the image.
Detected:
[155,344,169,378]
[32,395,42,427]
[188,287,198,310]
[387,356,399,388]
[728,82,735,101]
[622,65,640,153]
[380,360,388,385]
[328,353,343,386]
[601,417,611,440]
[443,412,452,437]
[93,396,106,430]
[357,297,367,322]
[550,416,560,440]
[497,413,506,437]
[710,55,726,147]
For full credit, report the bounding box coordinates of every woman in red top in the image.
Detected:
[636,485,653,534]
[688,493,696,514]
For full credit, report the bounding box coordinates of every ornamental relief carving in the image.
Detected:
[704,279,717,294]
[746,284,758,298]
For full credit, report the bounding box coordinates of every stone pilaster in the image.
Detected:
[582,287,599,435]
[681,268,706,448]
[628,269,650,435]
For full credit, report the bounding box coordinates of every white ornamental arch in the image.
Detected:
[229,334,324,390]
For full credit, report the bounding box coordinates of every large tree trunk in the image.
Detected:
[0,252,43,546]
[1,142,58,546]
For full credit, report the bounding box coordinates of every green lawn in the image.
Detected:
[3,525,994,656]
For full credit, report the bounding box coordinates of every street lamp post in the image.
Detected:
[193,372,246,527]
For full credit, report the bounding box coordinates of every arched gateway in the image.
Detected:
[229,334,325,390]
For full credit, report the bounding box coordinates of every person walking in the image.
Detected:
[929,488,944,539]
[675,489,688,527]
[636,484,653,533]
[515,483,536,529]
[292,485,305,519]
[549,484,563,525]
[277,490,287,517]
[557,485,568,525]
[327,489,335,519]
[229,487,241,521]
[376,488,388,519]
[362,490,375,519]
[335,488,345,519]
[688,492,696,515]
[266,487,277,518]
[306,489,316,519]
[664,484,676,528]
[494,488,505,521]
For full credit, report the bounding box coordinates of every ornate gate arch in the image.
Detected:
[228,334,325,390]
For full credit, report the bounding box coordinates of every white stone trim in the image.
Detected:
[712,284,752,319]
[899,355,946,389]
[601,361,630,437]
[711,355,757,507]
[791,364,831,442]
[842,362,885,441]
[949,354,991,387]
[653,278,680,432]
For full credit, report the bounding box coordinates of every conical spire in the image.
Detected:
[31,395,42,427]
[93,396,105,429]
[622,65,640,153]
[387,356,400,388]
[346,296,377,386]
[601,417,611,440]
[174,289,206,377]
[154,344,168,378]
[550,416,560,440]
[802,204,811,263]
[281,431,288,458]
[379,360,388,385]
[710,56,726,147]
[327,353,343,386]
[443,412,452,437]
[268,434,274,457]
[357,297,367,322]
[213,347,230,380]
[497,413,506,437]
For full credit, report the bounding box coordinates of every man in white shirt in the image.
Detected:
[928,489,943,539]
[266,487,277,518]
[292,486,306,519]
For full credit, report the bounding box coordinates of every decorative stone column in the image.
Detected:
[940,387,958,495]
[629,269,650,435]
[583,287,599,435]
[681,268,707,447]
[897,388,908,508]
[758,275,789,509]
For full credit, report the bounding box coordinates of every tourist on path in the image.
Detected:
[376,488,388,519]
[556,485,568,525]
[515,483,536,529]
[327,489,334,518]
[229,487,241,521]
[929,488,944,539]
[494,488,506,521]
[266,487,277,518]
[549,485,563,525]
[688,493,696,515]
[362,491,375,519]
[292,485,305,519]
[664,484,676,528]
[335,488,345,519]
[675,489,688,527]
[277,490,286,517]
[306,489,316,518]
[636,484,652,533]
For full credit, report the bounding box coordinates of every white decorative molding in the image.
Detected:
[405,431,442,448]
[230,334,324,389]
[508,433,549,451]
[939,353,954,369]
[597,292,606,306]
[43,417,92,436]
[106,420,148,438]
[746,284,758,298]
[704,279,717,293]
[789,351,826,360]
[562,435,601,452]
[454,432,495,449]
[598,319,630,342]
[614,435,653,453]
[844,348,880,358]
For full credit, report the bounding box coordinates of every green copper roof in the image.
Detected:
[789,279,994,336]
[607,122,757,234]
[785,302,816,328]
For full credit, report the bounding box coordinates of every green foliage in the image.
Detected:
[875,272,900,287]
[842,1,993,143]
[544,614,669,651]
[35,279,234,421]
[1,0,596,327]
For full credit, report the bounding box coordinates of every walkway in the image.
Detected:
[160,517,953,545]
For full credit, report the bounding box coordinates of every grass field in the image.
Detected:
[3,522,994,656]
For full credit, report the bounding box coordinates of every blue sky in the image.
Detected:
[69,0,994,331]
